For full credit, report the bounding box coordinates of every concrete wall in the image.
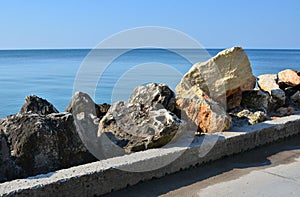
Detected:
[0,114,300,196]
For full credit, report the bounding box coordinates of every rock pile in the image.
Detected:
[0,46,299,183]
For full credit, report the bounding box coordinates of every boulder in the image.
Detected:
[241,90,270,111]
[66,92,110,120]
[176,46,254,108]
[257,74,285,106]
[20,95,59,115]
[66,92,121,160]
[98,83,183,152]
[176,97,231,134]
[278,69,300,87]
[0,112,96,176]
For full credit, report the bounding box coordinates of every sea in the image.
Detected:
[0,49,299,118]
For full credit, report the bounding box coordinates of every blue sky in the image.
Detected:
[1,0,299,49]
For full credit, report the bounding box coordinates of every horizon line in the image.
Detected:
[1,47,300,51]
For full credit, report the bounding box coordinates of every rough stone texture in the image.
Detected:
[98,83,183,153]
[275,107,295,117]
[291,91,300,106]
[129,83,176,112]
[0,131,24,183]
[20,95,59,115]
[234,109,267,125]
[1,114,299,196]
[241,90,270,111]
[98,102,182,153]
[257,74,286,106]
[0,112,96,176]
[66,92,110,120]
[65,92,118,160]
[176,97,231,133]
[278,69,300,87]
[176,46,254,107]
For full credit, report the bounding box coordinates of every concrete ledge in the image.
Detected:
[1,114,300,196]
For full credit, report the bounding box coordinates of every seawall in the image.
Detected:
[0,114,299,196]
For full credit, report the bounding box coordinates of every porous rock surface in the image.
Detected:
[98,83,183,152]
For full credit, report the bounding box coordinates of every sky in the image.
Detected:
[0,0,299,49]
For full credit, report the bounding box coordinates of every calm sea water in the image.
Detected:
[0,49,299,118]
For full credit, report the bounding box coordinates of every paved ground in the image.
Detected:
[105,135,300,197]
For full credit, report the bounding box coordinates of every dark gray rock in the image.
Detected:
[241,90,270,111]
[0,112,96,176]
[291,91,300,106]
[0,130,25,183]
[20,95,59,115]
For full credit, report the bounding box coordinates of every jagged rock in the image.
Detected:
[66,92,119,160]
[129,83,176,112]
[98,83,182,152]
[257,74,285,106]
[20,95,59,115]
[241,90,270,111]
[278,69,300,87]
[0,112,96,176]
[176,97,231,133]
[66,92,110,119]
[275,107,295,117]
[176,46,254,108]
[234,109,267,125]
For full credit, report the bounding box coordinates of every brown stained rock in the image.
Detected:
[176,97,231,133]
[176,46,254,108]
[278,69,300,87]
[257,74,285,106]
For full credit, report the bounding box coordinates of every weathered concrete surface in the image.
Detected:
[0,114,300,196]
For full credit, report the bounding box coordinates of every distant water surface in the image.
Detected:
[0,49,299,118]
